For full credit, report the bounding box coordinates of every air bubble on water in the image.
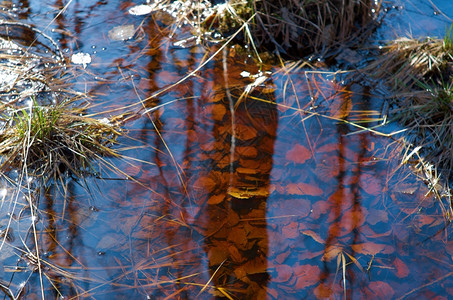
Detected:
[89,205,99,212]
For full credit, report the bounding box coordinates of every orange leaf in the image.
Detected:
[351,242,386,255]
[315,156,340,182]
[286,144,311,164]
[313,282,333,299]
[193,176,217,193]
[281,222,299,239]
[207,194,225,205]
[329,93,352,119]
[368,281,394,299]
[393,257,410,278]
[367,209,388,225]
[310,200,330,219]
[339,207,367,236]
[316,143,338,153]
[294,264,321,288]
[322,245,343,261]
[286,183,323,196]
[274,264,293,283]
[300,230,325,244]
[360,173,382,196]
[236,146,258,158]
[211,104,226,121]
[234,124,258,140]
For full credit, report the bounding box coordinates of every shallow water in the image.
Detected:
[0,0,453,299]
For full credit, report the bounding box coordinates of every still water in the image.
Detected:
[0,0,452,299]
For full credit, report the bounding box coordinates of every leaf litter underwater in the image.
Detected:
[0,0,452,299]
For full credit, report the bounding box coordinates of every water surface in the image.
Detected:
[0,0,453,299]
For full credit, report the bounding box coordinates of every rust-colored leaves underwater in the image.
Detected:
[48,53,452,299]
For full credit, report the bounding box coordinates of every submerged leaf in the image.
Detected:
[351,242,388,255]
[393,257,410,278]
[286,183,323,196]
[286,144,311,164]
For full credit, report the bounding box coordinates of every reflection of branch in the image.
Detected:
[250,96,405,137]
[397,271,453,300]
[222,49,236,188]
[0,22,65,62]
[427,0,453,22]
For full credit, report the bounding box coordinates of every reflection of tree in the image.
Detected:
[194,58,277,297]
[320,84,370,297]
[137,20,277,295]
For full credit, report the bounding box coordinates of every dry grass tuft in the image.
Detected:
[142,0,381,58]
[368,37,453,89]
[0,98,122,181]
[0,22,123,184]
[253,0,382,56]
[367,30,453,191]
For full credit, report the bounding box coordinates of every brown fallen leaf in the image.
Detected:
[322,245,343,261]
[286,144,311,164]
[211,104,227,121]
[314,282,333,299]
[300,230,325,244]
[281,222,299,239]
[367,281,394,299]
[294,264,321,288]
[207,194,225,205]
[286,183,323,196]
[310,200,331,219]
[273,264,293,283]
[193,176,217,193]
[367,209,389,226]
[360,173,382,196]
[315,156,340,182]
[393,257,410,278]
[316,143,339,154]
[236,146,258,158]
[234,123,258,140]
[351,242,387,255]
[329,92,352,119]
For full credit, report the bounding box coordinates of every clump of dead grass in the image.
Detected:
[369,37,453,89]
[0,98,122,182]
[367,27,453,183]
[254,0,382,56]
[140,0,381,58]
[0,22,123,184]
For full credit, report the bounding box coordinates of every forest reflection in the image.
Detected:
[4,0,452,298]
[137,12,277,296]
